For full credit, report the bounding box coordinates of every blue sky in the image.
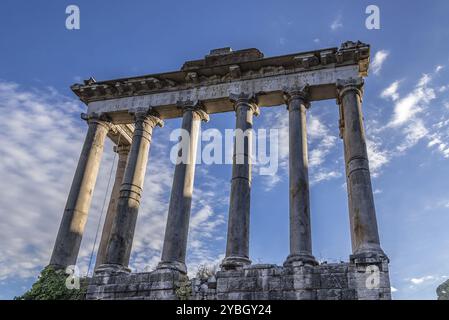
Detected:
[1,0,449,300]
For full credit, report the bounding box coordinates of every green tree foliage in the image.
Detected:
[15,266,87,300]
[437,279,449,300]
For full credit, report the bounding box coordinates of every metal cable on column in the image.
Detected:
[86,134,122,277]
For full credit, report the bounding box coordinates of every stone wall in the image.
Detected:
[86,258,391,300]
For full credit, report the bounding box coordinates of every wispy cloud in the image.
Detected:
[410,275,436,285]
[257,108,341,190]
[366,138,390,177]
[0,80,228,285]
[372,50,389,75]
[0,81,91,280]
[330,14,343,31]
[389,74,435,127]
[396,119,428,152]
[381,80,401,101]
[435,65,444,73]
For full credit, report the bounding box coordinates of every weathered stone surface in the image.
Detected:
[284,87,316,267]
[86,262,390,300]
[100,110,163,271]
[158,104,208,274]
[95,144,130,270]
[72,43,370,124]
[50,114,109,268]
[221,94,258,270]
[59,43,391,302]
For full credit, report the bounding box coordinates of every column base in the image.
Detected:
[156,260,187,274]
[220,256,251,271]
[94,263,131,276]
[350,247,389,264]
[283,253,318,267]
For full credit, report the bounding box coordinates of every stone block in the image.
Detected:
[320,273,348,289]
[85,260,390,301]
[216,270,245,278]
[283,290,315,300]
[227,277,256,291]
[317,289,342,300]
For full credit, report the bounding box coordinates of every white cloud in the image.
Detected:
[256,109,341,190]
[397,119,428,152]
[311,170,342,184]
[0,80,228,283]
[372,50,389,75]
[367,140,390,177]
[435,65,444,73]
[381,80,400,101]
[308,115,338,167]
[330,14,343,31]
[391,286,398,292]
[0,81,93,280]
[389,74,436,127]
[255,110,289,191]
[410,275,436,285]
[427,119,449,158]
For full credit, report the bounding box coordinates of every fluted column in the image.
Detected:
[283,87,317,266]
[337,78,386,261]
[50,113,109,269]
[97,108,163,273]
[158,101,209,274]
[221,93,259,270]
[95,144,130,270]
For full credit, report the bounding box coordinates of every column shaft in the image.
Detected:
[284,89,316,266]
[159,103,208,273]
[337,78,385,260]
[50,114,109,268]
[95,144,130,270]
[221,93,259,270]
[99,109,163,273]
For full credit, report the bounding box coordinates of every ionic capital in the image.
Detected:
[229,92,260,116]
[81,112,111,128]
[336,77,364,104]
[176,99,210,122]
[130,107,164,128]
[283,85,310,109]
[113,144,131,155]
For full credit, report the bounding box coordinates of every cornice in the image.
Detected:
[71,41,370,104]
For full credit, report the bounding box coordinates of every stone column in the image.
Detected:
[50,113,109,269]
[283,87,317,266]
[221,93,259,270]
[337,78,386,261]
[158,101,209,274]
[94,144,130,270]
[97,108,163,273]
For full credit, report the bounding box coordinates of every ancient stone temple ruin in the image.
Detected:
[49,41,391,300]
